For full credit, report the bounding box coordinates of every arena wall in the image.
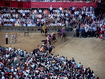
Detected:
[0,26,64,33]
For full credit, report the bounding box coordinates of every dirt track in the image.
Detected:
[0,32,105,79]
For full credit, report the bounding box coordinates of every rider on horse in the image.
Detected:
[51,32,57,42]
[42,24,47,32]
[61,27,66,37]
[42,23,48,36]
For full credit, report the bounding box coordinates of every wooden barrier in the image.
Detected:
[0,26,74,37]
[0,26,63,33]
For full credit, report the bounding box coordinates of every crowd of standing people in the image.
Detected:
[0,45,99,79]
[0,5,105,39]
[0,6,96,27]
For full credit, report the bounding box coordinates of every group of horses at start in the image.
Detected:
[32,28,67,55]
[31,25,68,56]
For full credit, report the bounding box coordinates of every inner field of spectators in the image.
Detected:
[0,32,105,79]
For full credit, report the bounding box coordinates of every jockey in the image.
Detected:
[61,27,66,36]
[51,32,56,41]
[39,44,45,52]
[61,27,65,34]
[51,32,55,38]
[39,46,45,52]
[42,23,47,33]
[47,34,51,37]
[61,27,67,37]
[46,34,51,47]
[47,34,51,42]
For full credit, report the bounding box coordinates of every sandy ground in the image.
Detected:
[0,32,105,79]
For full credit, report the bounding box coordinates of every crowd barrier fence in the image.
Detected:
[0,26,74,37]
[0,26,69,33]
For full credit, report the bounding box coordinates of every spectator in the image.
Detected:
[10,34,14,44]
[5,33,8,44]
[49,5,53,14]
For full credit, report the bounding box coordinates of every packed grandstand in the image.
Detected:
[0,46,99,79]
[0,6,105,38]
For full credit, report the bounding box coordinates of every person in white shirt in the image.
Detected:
[5,33,8,44]
[49,5,53,14]
[85,26,89,37]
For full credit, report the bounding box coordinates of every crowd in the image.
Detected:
[0,6,96,27]
[0,6,105,39]
[0,7,68,27]
[0,45,99,79]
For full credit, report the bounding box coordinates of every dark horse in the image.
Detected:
[41,28,48,36]
[51,33,57,43]
[57,32,67,41]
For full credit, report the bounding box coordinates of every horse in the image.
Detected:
[57,32,67,41]
[33,48,39,55]
[40,28,48,36]
[61,32,67,41]
[51,33,57,43]
[46,33,57,45]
